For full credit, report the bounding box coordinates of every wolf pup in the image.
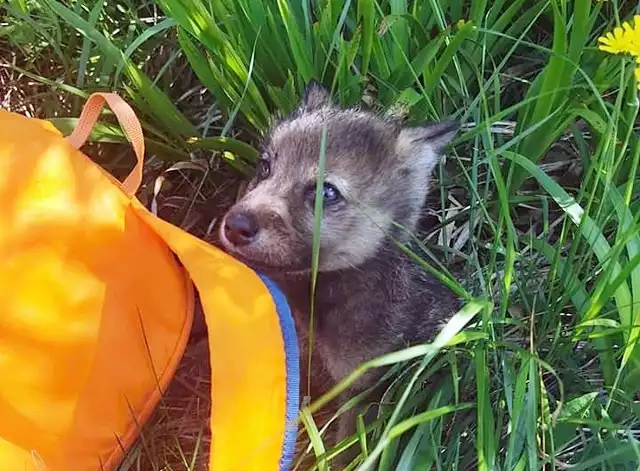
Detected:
[218,81,461,459]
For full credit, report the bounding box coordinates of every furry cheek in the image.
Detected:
[317,211,389,270]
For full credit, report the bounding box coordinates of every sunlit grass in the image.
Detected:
[3,0,640,469]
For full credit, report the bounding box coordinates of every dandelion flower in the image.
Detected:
[598,15,640,56]
[599,26,631,54]
[624,15,640,55]
[598,15,640,90]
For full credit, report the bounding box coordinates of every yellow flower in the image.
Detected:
[599,26,631,54]
[598,15,640,56]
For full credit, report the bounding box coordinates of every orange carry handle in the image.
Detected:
[66,92,144,197]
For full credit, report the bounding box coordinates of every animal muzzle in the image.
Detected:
[221,210,260,247]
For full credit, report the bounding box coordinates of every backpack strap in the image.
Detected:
[66,92,144,197]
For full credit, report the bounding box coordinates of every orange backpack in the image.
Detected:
[0,93,300,471]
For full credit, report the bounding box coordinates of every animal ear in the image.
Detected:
[396,120,459,173]
[298,80,331,112]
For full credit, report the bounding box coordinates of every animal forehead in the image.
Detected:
[268,110,398,165]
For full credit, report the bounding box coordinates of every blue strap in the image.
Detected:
[258,274,299,471]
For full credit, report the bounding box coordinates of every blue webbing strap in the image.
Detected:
[258,274,300,471]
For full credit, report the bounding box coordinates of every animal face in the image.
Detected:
[219,82,458,273]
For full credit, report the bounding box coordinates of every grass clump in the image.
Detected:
[3,0,640,470]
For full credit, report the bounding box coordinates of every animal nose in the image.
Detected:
[223,211,260,246]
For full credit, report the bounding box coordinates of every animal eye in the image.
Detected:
[322,183,341,205]
[305,181,343,207]
[256,159,271,180]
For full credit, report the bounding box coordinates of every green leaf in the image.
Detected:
[277,0,314,82]
[357,0,375,76]
[42,0,198,140]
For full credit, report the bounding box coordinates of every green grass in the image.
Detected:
[3,0,640,469]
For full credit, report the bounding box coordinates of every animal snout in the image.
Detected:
[223,211,260,246]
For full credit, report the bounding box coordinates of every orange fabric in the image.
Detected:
[66,92,289,469]
[0,101,193,470]
[0,93,289,471]
[133,205,288,471]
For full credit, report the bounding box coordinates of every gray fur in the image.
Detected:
[218,82,461,463]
